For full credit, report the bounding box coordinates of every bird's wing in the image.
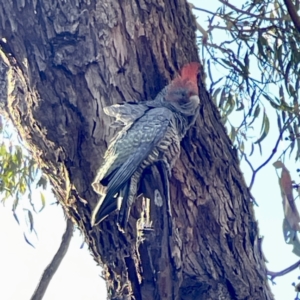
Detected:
[92,104,150,189]
[91,107,174,225]
[103,102,149,125]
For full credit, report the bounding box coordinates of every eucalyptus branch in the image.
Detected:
[283,0,300,33]
[190,5,215,15]
[205,41,283,80]
[240,148,255,173]
[277,142,293,161]
[209,24,281,33]
[30,219,73,300]
[267,259,300,281]
[236,82,271,133]
[249,117,295,190]
[219,0,284,21]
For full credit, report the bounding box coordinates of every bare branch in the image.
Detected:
[240,149,255,173]
[267,259,300,281]
[219,0,283,21]
[249,118,295,190]
[188,3,209,43]
[30,219,74,300]
[190,5,215,15]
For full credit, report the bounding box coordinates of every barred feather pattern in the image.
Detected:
[91,62,200,228]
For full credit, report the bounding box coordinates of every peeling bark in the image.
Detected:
[0,0,273,299]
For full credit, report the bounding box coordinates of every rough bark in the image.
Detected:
[0,0,273,299]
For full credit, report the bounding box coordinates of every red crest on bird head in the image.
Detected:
[168,62,200,97]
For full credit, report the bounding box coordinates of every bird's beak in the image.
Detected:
[189,95,200,106]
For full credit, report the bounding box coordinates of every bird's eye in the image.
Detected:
[176,91,187,103]
[179,98,187,105]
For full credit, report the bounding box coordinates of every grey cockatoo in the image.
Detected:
[91,63,200,229]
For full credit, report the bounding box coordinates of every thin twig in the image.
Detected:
[190,5,215,15]
[277,142,293,161]
[267,259,300,281]
[240,148,255,172]
[209,24,281,33]
[30,219,74,300]
[249,117,295,190]
[205,42,283,83]
[219,0,283,21]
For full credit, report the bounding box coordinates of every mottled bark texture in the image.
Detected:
[0,1,273,299]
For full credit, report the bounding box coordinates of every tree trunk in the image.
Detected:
[0,0,273,299]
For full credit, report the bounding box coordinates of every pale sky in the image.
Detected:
[0,201,106,300]
[1,1,299,300]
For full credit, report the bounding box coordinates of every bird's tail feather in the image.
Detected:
[91,180,132,227]
[91,194,118,226]
[117,180,131,230]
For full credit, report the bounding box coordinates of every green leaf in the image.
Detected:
[276,111,282,135]
[212,87,222,106]
[218,88,226,108]
[239,141,245,152]
[249,143,254,156]
[257,35,269,61]
[279,85,285,102]
[289,140,295,158]
[13,211,20,225]
[236,101,244,111]
[36,175,48,190]
[229,125,237,142]
[276,44,284,73]
[253,105,260,118]
[24,209,34,232]
[288,84,296,97]
[248,105,260,127]
[12,196,19,211]
[39,192,46,212]
[284,61,292,92]
[262,93,293,112]
[244,51,249,70]
[254,111,270,144]
[23,233,35,248]
[222,93,235,118]
[221,59,233,68]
